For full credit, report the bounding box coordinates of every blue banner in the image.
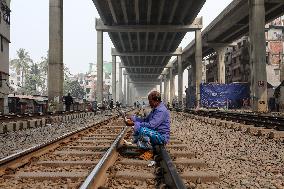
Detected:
[200,83,250,108]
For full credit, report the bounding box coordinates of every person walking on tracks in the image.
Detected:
[64,93,73,112]
[126,91,170,150]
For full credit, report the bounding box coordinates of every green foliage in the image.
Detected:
[10,49,84,98]
[24,63,43,95]
[10,50,47,95]
[10,48,33,88]
[64,79,85,99]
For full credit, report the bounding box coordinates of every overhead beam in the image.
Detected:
[96,18,202,32]
[127,73,162,76]
[129,82,160,84]
[121,0,128,23]
[265,0,284,3]
[121,66,170,69]
[135,0,139,24]
[124,73,164,76]
[111,48,182,56]
[107,0,118,23]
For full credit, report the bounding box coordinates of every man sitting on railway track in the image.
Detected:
[126,91,170,150]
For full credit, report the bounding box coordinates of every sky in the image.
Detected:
[10,0,233,75]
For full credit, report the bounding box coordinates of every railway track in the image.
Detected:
[185,109,284,131]
[0,109,219,188]
[0,109,124,188]
[0,110,93,123]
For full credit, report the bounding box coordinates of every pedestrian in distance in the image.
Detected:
[64,93,73,112]
[110,99,114,109]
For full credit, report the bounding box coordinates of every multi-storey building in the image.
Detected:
[9,69,23,91]
[0,0,11,114]
[72,61,115,102]
[206,16,284,89]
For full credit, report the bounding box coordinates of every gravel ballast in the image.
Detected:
[0,113,113,159]
[171,112,284,189]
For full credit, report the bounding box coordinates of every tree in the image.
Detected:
[38,52,49,95]
[24,63,43,95]
[64,79,85,99]
[10,48,33,88]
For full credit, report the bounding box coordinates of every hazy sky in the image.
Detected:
[10,0,233,74]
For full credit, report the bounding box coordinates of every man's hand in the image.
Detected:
[126,115,136,122]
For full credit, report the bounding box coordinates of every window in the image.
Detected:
[86,88,90,94]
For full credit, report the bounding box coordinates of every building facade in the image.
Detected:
[0,0,11,114]
[73,61,115,102]
[205,16,284,88]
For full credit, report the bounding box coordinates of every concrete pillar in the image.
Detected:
[249,0,267,112]
[126,76,130,105]
[178,55,183,106]
[128,83,131,106]
[123,72,127,106]
[281,45,284,81]
[160,78,163,95]
[280,40,284,110]
[118,63,123,103]
[188,66,192,89]
[215,47,226,84]
[170,67,175,103]
[48,0,63,111]
[164,76,169,103]
[96,31,103,104]
[3,96,8,114]
[112,55,116,102]
[195,29,202,108]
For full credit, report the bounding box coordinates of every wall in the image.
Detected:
[0,0,11,114]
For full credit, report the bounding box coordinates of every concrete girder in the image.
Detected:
[152,0,165,51]
[126,73,162,76]
[147,0,152,24]
[129,82,160,85]
[121,0,128,23]
[121,66,171,69]
[135,0,139,24]
[95,18,203,32]
[219,2,283,43]
[111,48,182,56]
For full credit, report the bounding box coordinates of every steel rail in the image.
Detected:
[156,145,187,189]
[184,109,284,130]
[79,126,128,189]
[0,108,133,167]
[0,116,115,167]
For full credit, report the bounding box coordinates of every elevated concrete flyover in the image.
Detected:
[170,0,284,111]
[92,0,206,105]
